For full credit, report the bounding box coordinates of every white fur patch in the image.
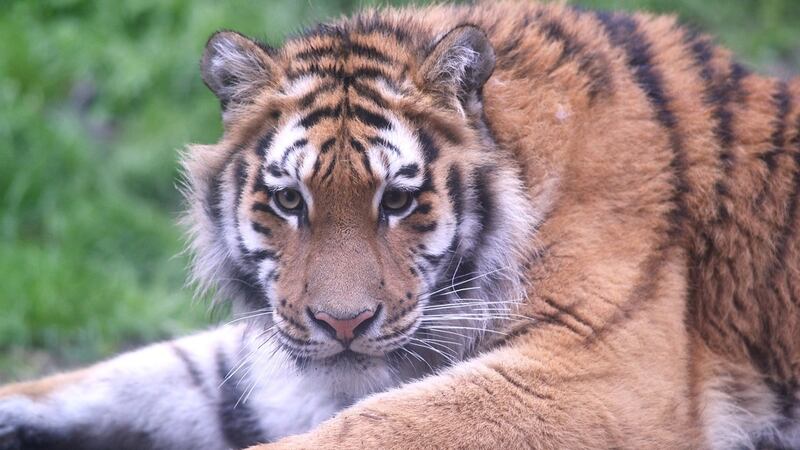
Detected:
[703,372,800,449]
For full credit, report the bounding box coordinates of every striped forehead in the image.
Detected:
[259,111,426,192]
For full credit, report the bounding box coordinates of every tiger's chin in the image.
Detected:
[297,350,400,400]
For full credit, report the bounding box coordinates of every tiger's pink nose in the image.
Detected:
[311,309,377,344]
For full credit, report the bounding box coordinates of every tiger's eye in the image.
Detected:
[275,189,303,211]
[381,190,412,212]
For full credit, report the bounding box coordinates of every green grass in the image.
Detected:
[1,0,798,381]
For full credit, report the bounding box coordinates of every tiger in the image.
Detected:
[1,1,799,449]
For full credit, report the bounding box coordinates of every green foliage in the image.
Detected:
[0,0,797,380]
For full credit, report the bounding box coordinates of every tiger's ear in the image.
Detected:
[419,25,495,113]
[201,31,277,111]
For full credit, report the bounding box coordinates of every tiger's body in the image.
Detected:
[1,2,799,449]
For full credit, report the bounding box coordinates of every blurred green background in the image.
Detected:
[0,0,798,381]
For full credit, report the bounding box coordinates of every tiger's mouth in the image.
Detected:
[273,307,421,363]
[277,326,417,363]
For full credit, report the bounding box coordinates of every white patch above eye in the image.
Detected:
[375,78,405,100]
[283,75,316,97]
[264,117,306,186]
[367,116,427,223]
[372,116,425,187]
[257,116,317,226]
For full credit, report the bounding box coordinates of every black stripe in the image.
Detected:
[446,164,464,224]
[349,41,392,64]
[417,129,439,164]
[419,168,435,193]
[205,160,231,229]
[171,344,209,397]
[686,36,748,223]
[684,29,737,223]
[684,28,714,83]
[311,155,323,179]
[361,152,373,177]
[352,105,390,129]
[420,251,444,265]
[255,130,275,158]
[267,162,285,178]
[234,156,248,211]
[769,132,800,275]
[472,166,496,250]
[297,80,338,108]
[320,157,337,183]
[395,163,419,178]
[350,138,373,176]
[352,81,389,108]
[597,12,690,236]
[294,43,339,61]
[249,249,278,261]
[288,65,391,83]
[495,32,524,71]
[350,138,372,176]
[495,9,541,70]
[351,66,393,80]
[350,138,366,153]
[716,63,749,154]
[411,202,432,216]
[251,221,272,237]
[758,82,791,170]
[251,132,273,195]
[412,222,437,233]
[299,18,411,45]
[252,168,269,194]
[233,155,253,268]
[230,264,267,309]
[538,14,613,100]
[352,16,412,44]
[293,152,305,181]
[369,136,400,155]
[215,348,266,448]
[320,137,337,153]
[280,138,309,167]
[300,104,341,128]
[252,201,281,220]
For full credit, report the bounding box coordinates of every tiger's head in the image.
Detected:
[182,17,537,395]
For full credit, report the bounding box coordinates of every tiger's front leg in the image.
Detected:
[255,328,697,450]
[0,325,345,450]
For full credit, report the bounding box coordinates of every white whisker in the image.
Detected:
[424,325,509,336]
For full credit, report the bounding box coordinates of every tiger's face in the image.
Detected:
[184,22,535,391]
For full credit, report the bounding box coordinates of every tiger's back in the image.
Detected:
[415,2,800,446]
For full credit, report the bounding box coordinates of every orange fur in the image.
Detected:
[237,2,799,448]
[2,2,797,448]
[0,369,88,400]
